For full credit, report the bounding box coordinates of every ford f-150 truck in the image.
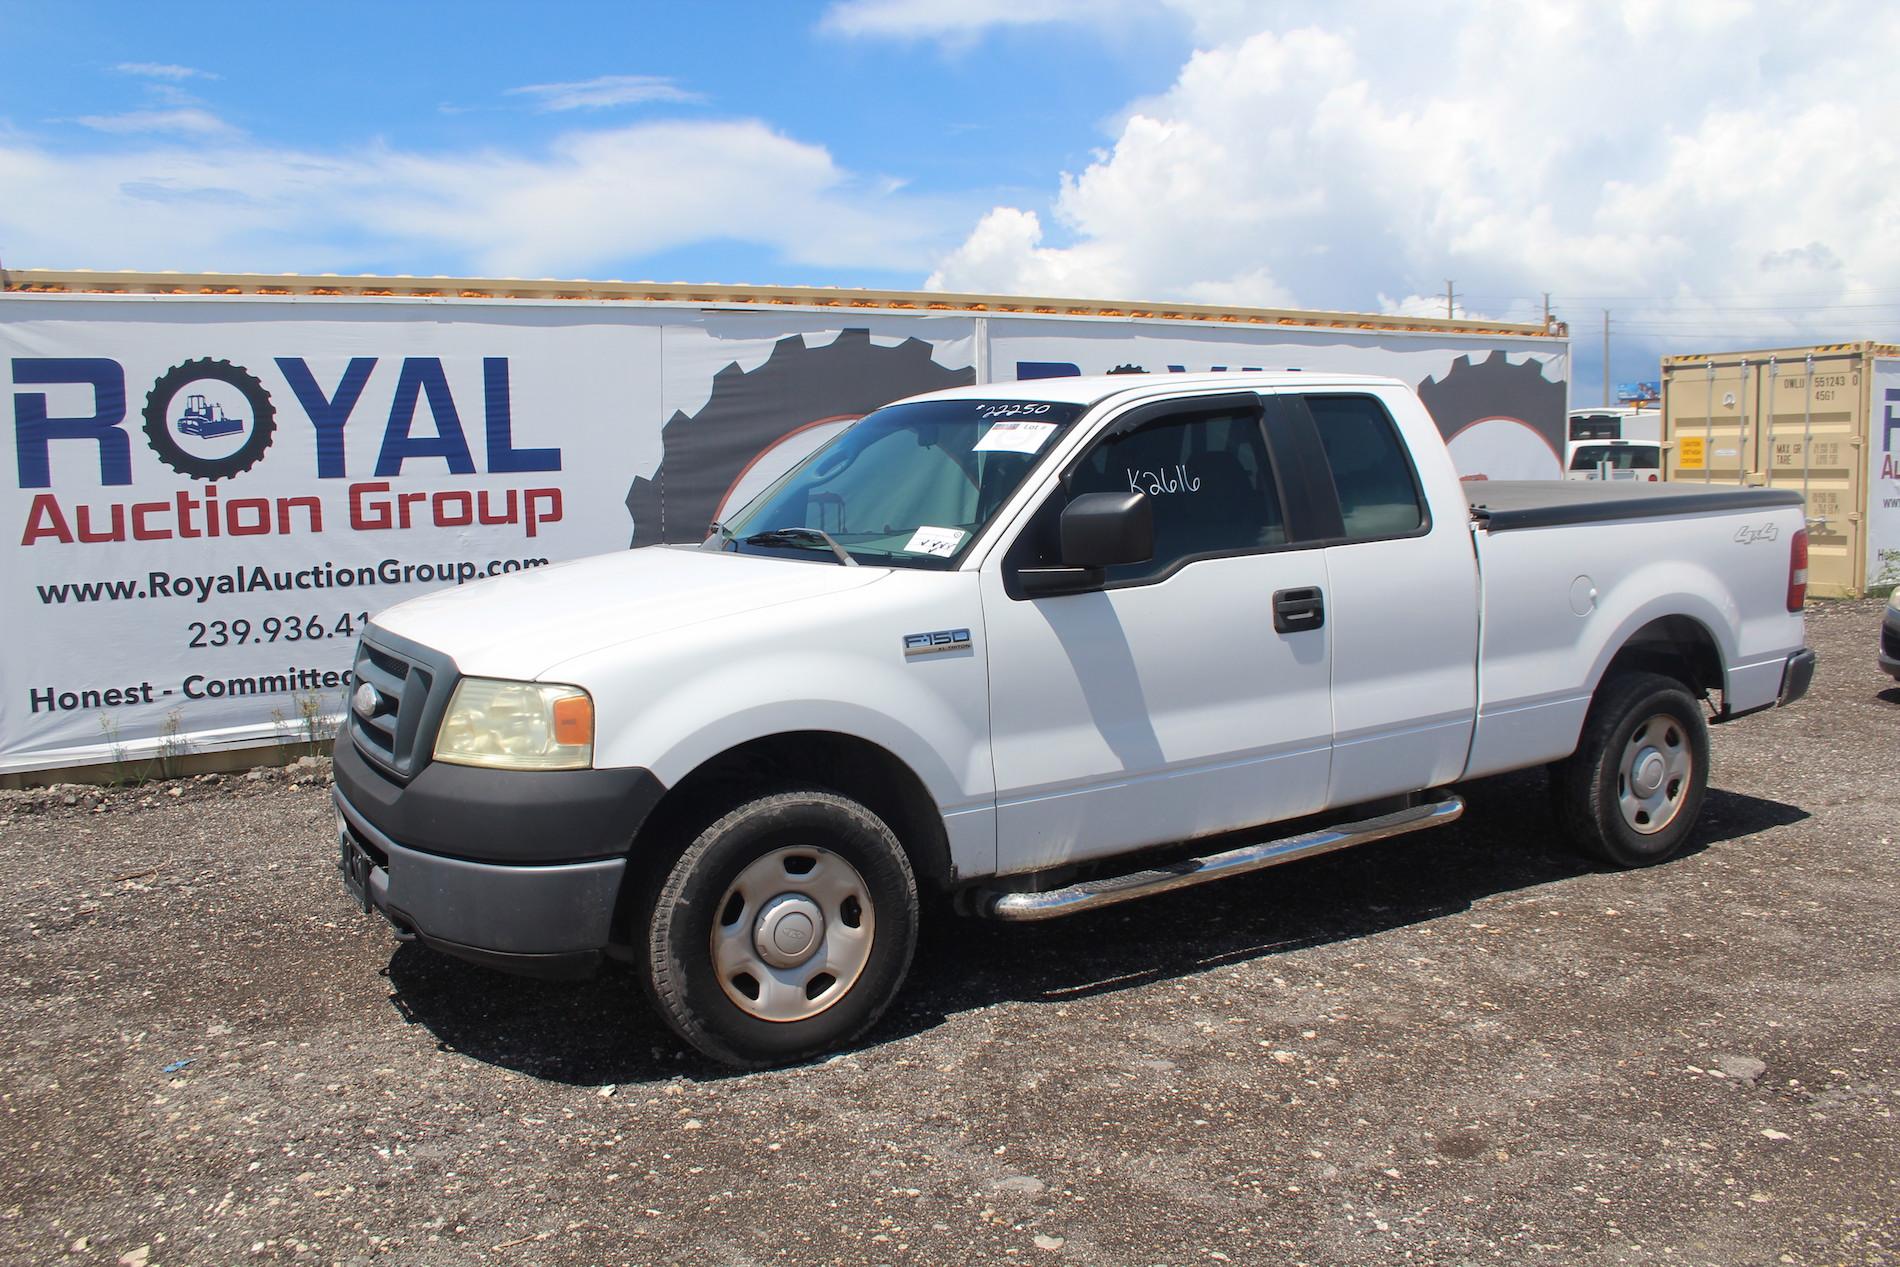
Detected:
[333,373,1816,1068]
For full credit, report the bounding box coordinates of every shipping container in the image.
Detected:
[1662,342,1900,598]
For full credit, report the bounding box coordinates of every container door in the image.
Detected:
[1665,359,1756,483]
[1759,354,1867,598]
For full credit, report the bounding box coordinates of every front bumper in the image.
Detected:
[333,732,663,864]
[335,788,626,977]
[331,737,667,976]
[1880,603,1900,681]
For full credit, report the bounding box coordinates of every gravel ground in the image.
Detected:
[2,598,1896,1267]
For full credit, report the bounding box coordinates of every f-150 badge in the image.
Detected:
[903,628,972,657]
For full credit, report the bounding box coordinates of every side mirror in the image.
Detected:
[1060,490,1153,567]
[1017,491,1153,596]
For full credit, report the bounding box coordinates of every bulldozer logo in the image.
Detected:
[141,358,277,481]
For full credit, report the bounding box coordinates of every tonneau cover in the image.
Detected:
[1466,480,1805,532]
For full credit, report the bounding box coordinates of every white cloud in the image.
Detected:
[923,1,1900,356]
[115,62,217,81]
[0,119,956,278]
[507,75,701,112]
[821,0,1108,38]
[927,207,1111,295]
[73,108,236,138]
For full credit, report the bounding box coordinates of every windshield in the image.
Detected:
[711,398,1086,567]
[1570,444,1659,470]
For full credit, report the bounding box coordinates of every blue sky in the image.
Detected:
[3,1,1895,402]
[0,1,1187,285]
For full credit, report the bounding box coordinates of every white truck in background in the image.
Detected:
[333,372,1814,1067]
[1567,406,1665,481]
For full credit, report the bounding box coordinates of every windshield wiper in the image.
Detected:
[741,526,859,566]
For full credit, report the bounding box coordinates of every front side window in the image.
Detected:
[1059,404,1285,585]
[1307,395,1427,540]
[715,398,1085,567]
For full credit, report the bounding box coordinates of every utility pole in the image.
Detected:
[1445,280,1456,320]
[1542,292,1551,332]
[1602,309,1611,406]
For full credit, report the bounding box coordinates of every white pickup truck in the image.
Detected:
[333,373,1815,1068]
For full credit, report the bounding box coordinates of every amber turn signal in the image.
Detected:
[552,693,594,746]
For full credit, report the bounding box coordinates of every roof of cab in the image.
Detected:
[904,371,1408,410]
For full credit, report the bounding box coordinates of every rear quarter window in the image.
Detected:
[1306,395,1427,540]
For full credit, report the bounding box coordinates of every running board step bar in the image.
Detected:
[974,795,1465,922]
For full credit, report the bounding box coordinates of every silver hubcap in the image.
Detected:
[1618,713,1692,835]
[712,846,874,1022]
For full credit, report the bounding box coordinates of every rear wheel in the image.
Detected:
[643,790,918,1068]
[1551,672,1710,868]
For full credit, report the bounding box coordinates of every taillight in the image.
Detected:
[1787,528,1808,612]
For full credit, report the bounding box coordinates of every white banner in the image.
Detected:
[3,295,1559,772]
[987,316,1571,481]
[1871,359,1900,590]
[0,298,977,772]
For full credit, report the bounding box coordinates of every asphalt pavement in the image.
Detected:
[1,597,1895,1266]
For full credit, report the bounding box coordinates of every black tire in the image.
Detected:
[141,358,278,481]
[642,790,919,1068]
[1551,672,1710,868]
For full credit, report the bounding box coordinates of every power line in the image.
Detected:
[1585,302,1900,315]
[1518,284,1900,305]
[1608,317,1900,329]
[1464,288,1900,313]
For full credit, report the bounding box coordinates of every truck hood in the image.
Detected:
[372,546,888,680]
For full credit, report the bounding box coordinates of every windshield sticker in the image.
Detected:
[903,525,967,557]
[979,402,1054,420]
[974,419,1060,454]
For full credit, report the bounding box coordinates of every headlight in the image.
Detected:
[433,678,593,771]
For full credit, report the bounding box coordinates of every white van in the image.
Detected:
[1567,439,1663,481]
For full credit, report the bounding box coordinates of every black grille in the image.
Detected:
[349,628,455,780]
[1883,622,1900,661]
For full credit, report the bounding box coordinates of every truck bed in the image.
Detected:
[1465,480,1805,532]
[1460,476,1807,782]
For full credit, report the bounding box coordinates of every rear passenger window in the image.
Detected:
[1307,395,1427,540]
[1066,405,1285,584]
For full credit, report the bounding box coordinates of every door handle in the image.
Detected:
[1273,586,1325,634]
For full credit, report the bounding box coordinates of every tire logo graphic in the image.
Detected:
[141,358,277,480]
[624,328,973,547]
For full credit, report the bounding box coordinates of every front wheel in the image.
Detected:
[1551,672,1711,868]
[642,790,919,1068]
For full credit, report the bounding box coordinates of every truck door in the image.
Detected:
[979,393,1334,876]
[1292,391,1478,804]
